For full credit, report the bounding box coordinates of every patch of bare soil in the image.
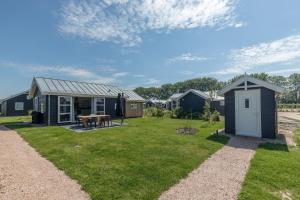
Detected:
[277,112,300,146]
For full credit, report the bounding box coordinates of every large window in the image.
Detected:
[58,96,72,123]
[95,98,105,114]
[15,102,24,111]
[130,103,138,110]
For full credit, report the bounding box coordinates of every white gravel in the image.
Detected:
[159,136,259,200]
[0,125,90,200]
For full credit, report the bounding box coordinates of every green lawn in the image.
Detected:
[0,116,227,200]
[0,115,31,124]
[239,126,300,200]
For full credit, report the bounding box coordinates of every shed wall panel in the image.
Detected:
[260,88,276,138]
[224,90,235,134]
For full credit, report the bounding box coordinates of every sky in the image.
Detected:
[1,0,300,98]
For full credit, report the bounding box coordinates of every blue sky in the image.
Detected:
[1,0,300,98]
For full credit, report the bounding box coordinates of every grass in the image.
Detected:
[0,115,31,124]
[239,126,300,200]
[0,116,227,200]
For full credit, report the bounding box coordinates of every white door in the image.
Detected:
[235,89,261,137]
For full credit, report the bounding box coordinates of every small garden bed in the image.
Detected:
[176,127,198,135]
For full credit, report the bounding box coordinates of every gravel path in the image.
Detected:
[0,125,90,200]
[159,136,259,200]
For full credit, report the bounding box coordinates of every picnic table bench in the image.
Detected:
[78,114,112,128]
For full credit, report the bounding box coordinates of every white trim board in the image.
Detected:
[219,75,284,95]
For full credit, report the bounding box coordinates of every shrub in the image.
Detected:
[202,101,211,122]
[144,107,155,117]
[163,110,173,118]
[144,107,171,118]
[155,108,164,118]
[211,111,220,122]
[173,108,185,119]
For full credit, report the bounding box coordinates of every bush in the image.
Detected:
[155,108,164,118]
[211,111,220,122]
[173,108,185,119]
[143,107,169,118]
[202,101,211,122]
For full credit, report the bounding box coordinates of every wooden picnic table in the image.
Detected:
[78,114,111,128]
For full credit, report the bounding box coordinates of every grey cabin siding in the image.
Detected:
[2,93,33,116]
[260,88,276,138]
[179,92,206,113]
[224,90,235,134]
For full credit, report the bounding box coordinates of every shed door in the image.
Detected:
[235,89,261,137]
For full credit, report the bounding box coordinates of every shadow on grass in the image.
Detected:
[259,142,289,152]
[206,134,229,145]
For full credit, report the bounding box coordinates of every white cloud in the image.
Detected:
[59,0,241,46]
[0,61,116,84]
[167,53,208,64]
[133,74,145,78]
[214,34,300,75]
[97,66,117,72]
[268,68,300,75]
[112,72,129,77]
[146,78,160,85]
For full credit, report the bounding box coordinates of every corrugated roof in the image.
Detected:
[29,77,145,102]
[169,89,223,101]
[123,90,145,102]
[0,91,29,102]
[169,93,182,100]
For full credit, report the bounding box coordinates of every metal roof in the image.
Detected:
[123,90,145,102]
[169,89,223,101]
[169,93,182,100]
[29,77,145,102]
[0,91,29,103]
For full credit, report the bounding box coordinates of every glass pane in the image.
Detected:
[97,105,104,111]
[96,98,104,104]
[60,97,71,105]
[60,114,70,122]
[60,106,70,113]
[245,99,249,108]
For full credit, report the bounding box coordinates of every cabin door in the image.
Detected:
[235,89,261,137]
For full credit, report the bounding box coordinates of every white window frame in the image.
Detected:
[94,97,105,114]
[130,103,138,110]
[34,97,39,111]
[220,100,225,106]
[15,102,24,111]
[58,96,73,123]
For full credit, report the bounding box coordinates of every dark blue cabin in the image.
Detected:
[28,77,145,125]
[168,89,224,115]
[0,91,33,116]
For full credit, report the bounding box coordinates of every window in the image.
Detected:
[245,98,250,108]
[95,98,105,114]
[15,102,24,111]
[130,103,138,109]
[40,102,45,114]
[220,100,225,106]
[34,97,39,111]
[58,96,72,123]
